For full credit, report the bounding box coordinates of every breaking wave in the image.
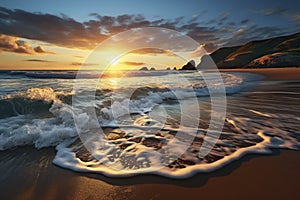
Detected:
[0,71,299,178]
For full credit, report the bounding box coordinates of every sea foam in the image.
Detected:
[0,71,299,178]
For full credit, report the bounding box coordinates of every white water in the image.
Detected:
[0,70,299,178]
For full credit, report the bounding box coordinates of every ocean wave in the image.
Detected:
[0,87,73,118]
[0,88,77,149]
[2,70,174,79]
[0,73,245,150]
[0,87,57,118]
[52,112,300,178]
[2,72,297,179]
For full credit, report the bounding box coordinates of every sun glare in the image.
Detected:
[110,59,119,66]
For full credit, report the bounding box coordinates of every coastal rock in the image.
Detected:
[139,67,148,71]
[179,60,197,70]
[197,55,217,70]
[248,52,300,68]
[209,32,300,68]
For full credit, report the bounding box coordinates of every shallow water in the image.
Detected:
[0,70,299,178]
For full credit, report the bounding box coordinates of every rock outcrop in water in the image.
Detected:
[139,67,149,71]
[179,60,197,70]
[197,31,300,69]
[139,67,156,71]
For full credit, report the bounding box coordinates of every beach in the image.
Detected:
[0,67,299,200]
[219,67,300,81]
[1,0,300,199]
[0,147,299,200]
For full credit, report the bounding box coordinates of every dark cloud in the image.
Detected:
[0,7,295,54]
[120,61,145,66]
[240,19,249,25]
[219,25,285,47]
[0,7,181,49]
[33,46,54,54]
[204,13,229,26]
[254,7,300,27]
[255,7,288,16]
[0,7,99,49]
[202,43,219,53]
[290,12,300,25]
[24,59,54,62]
[183,19,288,51]
[0,34,53,54]
[188,11,207,24]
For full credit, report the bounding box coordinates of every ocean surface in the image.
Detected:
[0,70,299,178]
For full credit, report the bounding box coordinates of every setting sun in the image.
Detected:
[110,59,119,66]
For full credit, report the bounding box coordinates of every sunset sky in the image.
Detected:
[0,0,299,70]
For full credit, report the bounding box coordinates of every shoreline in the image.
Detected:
[219,67,300,81]
[0,147,299,199]
[0,67,299,199]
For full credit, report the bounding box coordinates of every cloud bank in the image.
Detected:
[0,6,297,53]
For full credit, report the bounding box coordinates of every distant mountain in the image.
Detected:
[197,32,300,69]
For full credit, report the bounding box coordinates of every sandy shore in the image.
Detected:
[0,148,299,200]
[0,67,299,200]
[133,150,300,200]
[219,67,300,81]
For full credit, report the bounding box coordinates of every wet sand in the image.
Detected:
[0,147,299,200]
[133,149,300,200]
[0,67,299,200]
[219,67,300,81]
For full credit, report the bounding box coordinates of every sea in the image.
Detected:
[0,70,299,178]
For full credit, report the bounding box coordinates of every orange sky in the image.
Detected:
[1,1,299,71]
[0,35,200,71]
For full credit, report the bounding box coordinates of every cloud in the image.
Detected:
[181,23,283,52]
[0,7,97,49]
[33,46,54,54]
[0,34,54,54]
[217,26,285,48]
[0,7,231,51]
[290,12,300,26]
[254,7,300,27]
[74,55,84,58]
[24,59,54,62]
[202,43,219,53]
[240,19,249,25]
[255,7,288,16]
[0,7,164,49]
[120,61,145,66]
[0,7,296,54]
[130,48,175,56]
[189,45,206,58]
[71,62,98,66]
[0,34,34,54]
